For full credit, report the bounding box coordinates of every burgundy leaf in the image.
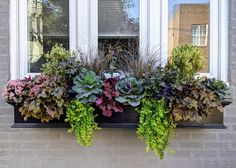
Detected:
[96,97,103,105]
[102,109,113,117]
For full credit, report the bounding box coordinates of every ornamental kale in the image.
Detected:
[19,75,67,122]
[96,77,123,117]
[2,76,33,104]
[201,78,229,100]
[72,69,102,104]
[115,77,144,107]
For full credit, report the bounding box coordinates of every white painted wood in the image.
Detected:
[77,0,90,53]
[209,0,220,78]
[70,0,77,52]
[160,0,168,66]
[149,0,161,51]
[19,0,28,79]
[9,0,18,79]
[219,0,228,82]
[90,0,98,49]
[139,0,149,55]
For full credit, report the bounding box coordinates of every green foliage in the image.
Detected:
[168,44,204,82]
[19,75,67,122]
[65,99,99,146]
[201,78,229,100]
[57,57,82,80]
[170,80,224,122]
[72,69,102,104]
[115,77,144,107]
[136,98,176,159]
[41,44,71,76]
[144,67,182,100]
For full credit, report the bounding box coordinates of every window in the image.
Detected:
[167,0,228,80]
[27,0,70,73]
[98,0,140,61]
[168,0,210,72]
[191,24,208,47]
[11,0,228,82]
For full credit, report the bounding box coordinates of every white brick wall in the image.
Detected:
[0,0,236,167]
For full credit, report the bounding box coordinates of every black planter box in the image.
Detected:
[12,106,138,128]
[11,98,232,129]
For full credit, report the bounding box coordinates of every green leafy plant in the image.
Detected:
[168,44,204,82]
[144,67,182,101]
[136,98,176,159]
[115,77,144,107]
[19,75,67,122]
[65,99,99,146]
[170,80,224,122]
[41,44,71,76]
[72,69,102,104]
[201,78,229,100]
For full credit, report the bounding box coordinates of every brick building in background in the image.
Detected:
[168,4,209,72]
[0,0,236,168]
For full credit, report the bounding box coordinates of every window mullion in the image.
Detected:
[69,0,77,51]
[19,0,28,78]
[209,0,219,78]
[160,0,168,66]
[219,0,228,82]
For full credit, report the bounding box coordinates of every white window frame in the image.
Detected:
[10,0,77,79]
[10,0,228,82]
[164,0,228,82]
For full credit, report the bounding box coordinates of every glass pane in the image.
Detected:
[98,0,140,70]
[168,0,210,72]
[98,0,140,37]
[27,0,69,73]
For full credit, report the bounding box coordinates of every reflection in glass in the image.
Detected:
[98,0,139,37]
[27,0,69,73]
[98,0,140,68]
[168,0,209,72]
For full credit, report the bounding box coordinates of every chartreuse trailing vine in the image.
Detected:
[136,98,176,159]
[65,99,100,146]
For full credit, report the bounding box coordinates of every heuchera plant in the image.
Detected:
[115,77,144,107]
[96,77,123,117]
[2,76,32,104]
[19,75,67,122]
[170,80,224,122]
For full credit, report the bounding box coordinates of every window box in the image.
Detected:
[11,97,232,129]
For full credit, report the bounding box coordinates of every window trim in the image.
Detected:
[165,0,228,82]
[10,0,76,79]
[10,0,228,82]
